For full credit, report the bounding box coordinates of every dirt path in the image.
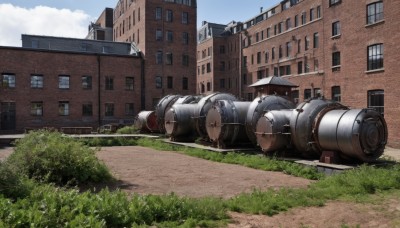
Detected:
[96,146,311,198]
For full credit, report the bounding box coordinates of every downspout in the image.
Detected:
[140,53,146,110]
[238,32,242,99]
[97,55,102,127]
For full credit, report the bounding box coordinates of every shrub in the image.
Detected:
[7,130,113,186]
[0,161,34,199]
[116,126,140,134]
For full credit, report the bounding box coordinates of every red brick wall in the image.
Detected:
[0,47,141,132]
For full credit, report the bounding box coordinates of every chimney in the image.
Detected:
[260,7,263,13]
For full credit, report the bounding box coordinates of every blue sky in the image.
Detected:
[0,0,282,46]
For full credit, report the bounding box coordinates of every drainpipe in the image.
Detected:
[140,53,146,110]
[97,55,102,127]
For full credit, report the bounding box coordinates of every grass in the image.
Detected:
[1,131,400,226]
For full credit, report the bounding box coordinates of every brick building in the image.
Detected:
[86,8,114,41]
[197,0,400,147]
[0,36,142,133]
[196,21,241,96]
[113,0,197,109]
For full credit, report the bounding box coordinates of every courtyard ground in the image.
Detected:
[0,145,399,227]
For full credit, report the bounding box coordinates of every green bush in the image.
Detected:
[80,137,138,147]
[0,161,34,199]
[116,126,140,134]
[7,130,113,186]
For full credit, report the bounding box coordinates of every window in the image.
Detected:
[286,42,291,57]
[31,75,43,88]
[182,12,188,24]
[257,52,261,64]
[332,51,341,67]
[82,103,93,116]
[82,76,92,89]
[247,93,253,101]
[105,103,114,117]
[243,74,247,85]
[207,82,211,91]
[313,33,319,48]
[182,32,189,44]
[304,59,310,73]
[286,18,291,30]
[206,63,211,72]
[265,52,269,63]
[126,77,134,90]
[31,40,38,48]
[332,86,341,102]
[332,21,341,36]
[267,28,271,38]
[279,45,283,59]
[156,7,162,20]
[166,31,173,42]
[286,65,291,75]
[156,51,163,64]
[314,88,322,98]
[156,29,163,41]
[298,61,303,74]
[294,15,299,27]
[292,90,299,104]
[297,39,301,53]
[305,36,310,50]
[278,22,283,33]
[182,54,189,66]
[310,8,314,21]
[182,77,188,90]
[220,45,225,54]
[257,70,263,79]
[59,101,69,116]
[220,61,225,71]
[367,2,383,24]
[304,89,312,100]
[368,44,384,71]
[301,12,307,25]
[272,47,275,60]
[220,79,225,89]
[317,6,321,18]
[167,76,173,89]
[243,56,247,67]
[166,53,173,65]
[58,75,69,89]
[274,67,278,76]
[125,103,134,116]
[156,76,162,88]
[31,102,43,116]
[368,90,384,115]
[329,0,342,7]
[105,77,113,90]
[166,10,173,22]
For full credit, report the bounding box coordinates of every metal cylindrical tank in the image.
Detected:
[256,110,293,153]
[246,95,295,146]
[164,103,198,141]
[155,95,181,133]
[290,99,347,158]
[134,111,159,133]
[317,109,387,162]
[194,93,237,139]
[206,100,251,148]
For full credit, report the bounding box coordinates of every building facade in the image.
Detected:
[196,21,241,96]
[86,8,114,41]
[197,0,400,147]
[113,0,197,109]
[0,36,142,133]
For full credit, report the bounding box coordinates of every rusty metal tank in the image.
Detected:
[206,100,251,148]
[317,109,387,162]
[164,103,198,141]
[245,95,295,146]
[194,93,237,139]
[290,98,347,158]
[134,111,159,133]
[155,95,181,133]
[255,110,293,153]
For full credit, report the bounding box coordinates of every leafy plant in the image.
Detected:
[7,130,113,186]
[116,126,140,134]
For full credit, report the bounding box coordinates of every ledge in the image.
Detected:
[365,20,385,28]
[331,34,341,40]
[366,68,384,74]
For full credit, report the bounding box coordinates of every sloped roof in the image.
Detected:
[248,76,298,88]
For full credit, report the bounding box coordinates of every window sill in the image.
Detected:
[332,66,341,72]
[365,20,385,28]
[366,68,384,74]
[331,34,341,40]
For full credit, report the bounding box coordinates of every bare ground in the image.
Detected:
[1,146,400,227]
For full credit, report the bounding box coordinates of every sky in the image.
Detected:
[0,0,282,47]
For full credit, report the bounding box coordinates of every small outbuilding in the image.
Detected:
[248,76,298,100]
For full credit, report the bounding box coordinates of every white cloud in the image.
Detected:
[0,4,92,47]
